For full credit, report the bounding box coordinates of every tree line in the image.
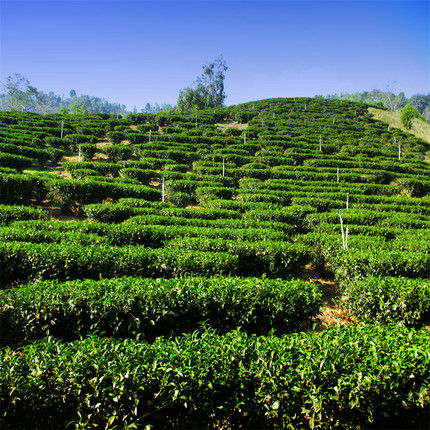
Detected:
[2,60,429,121]
[323,89,430,122]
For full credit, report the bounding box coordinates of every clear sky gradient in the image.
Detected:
[1,0,429,110]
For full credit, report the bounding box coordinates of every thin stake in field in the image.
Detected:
[339,213,348,250]
[222,157,225,177]
[61,120,64,139]
[78,144,81,162]
[149,129,151,143]
[162,176,165,202]
[337,166,339,183]
[244,132,246,144]
[319,135,322,152]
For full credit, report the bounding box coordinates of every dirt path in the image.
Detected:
[299,264,358,332]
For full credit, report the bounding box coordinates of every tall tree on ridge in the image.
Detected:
[177,56,228,111]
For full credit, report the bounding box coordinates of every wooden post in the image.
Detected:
[222,157,225,177]
[195,114,197,128]
[262,118,264,128]
[346,192,349,209]
[149,129,151,143]
[61,120,64,139]
[78,144,81,162]
[162,176,165,202]
[345,226,348,250]
[319,135,322,151]
[304,104,307,110]
[244,132,246,144]
[399,144,401,160]
[333,118,335,125]
[273,112,275,119]
[337,166,339,183]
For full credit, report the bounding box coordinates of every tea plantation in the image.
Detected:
[1,98,429,429]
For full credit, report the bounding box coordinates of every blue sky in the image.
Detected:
[1,0,429,110]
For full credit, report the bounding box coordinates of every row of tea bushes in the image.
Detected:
[1,325,429,429]
[0,204,48,225]
[0,241,238,286]
[0,276,322,345]
[166,237,308,278]
[0,234,308,287]
[297,232,430,281]
[342,276,430,327]
[0,219,287,247]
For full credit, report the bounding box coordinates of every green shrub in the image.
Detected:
[168,191,190,207]
[0,152,34,171]
[0,205,48,225]
[104,144,133,163]
[106,130,125,144]
[119,167,158,183]
[0,241,238,286]
[0,276,322,345]
[342,276,430,326]
[1,325,429,429]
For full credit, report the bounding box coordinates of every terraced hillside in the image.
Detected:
[1,98,429,429]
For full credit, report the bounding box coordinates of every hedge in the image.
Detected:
[0,205,48,225]
[0,276,322,345]
[1,325,429,429]
[342,276,430,327]
[0,241,238,287]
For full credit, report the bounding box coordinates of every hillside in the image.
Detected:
[1,98,429,429]
[369,106,430,145]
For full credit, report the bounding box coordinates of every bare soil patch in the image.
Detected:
[216,120,248,131]
[298,264,358,332]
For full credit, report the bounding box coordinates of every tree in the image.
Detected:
[70,102,80,115]
[1,73,39,111]
[177,56,228,111]
[198,56,228,108]
[177,84,208,111]
[69,89,76,98]
[400,104,424,130]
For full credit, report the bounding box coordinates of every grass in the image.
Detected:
[369,107,430,144]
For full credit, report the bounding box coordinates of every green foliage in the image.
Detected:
[0,241,239,286]
[0,276,322,345]
[106,130,125,144]
[177,56,228,111]
[401,104,425,129]
[103,144,132,163]
[1,325,429,429]
[0,173,46,204]
[0,204,48,225]
[0,152,34,171]
[47,178,161,213]
[342,276,430,326]
[168,191,190,207]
